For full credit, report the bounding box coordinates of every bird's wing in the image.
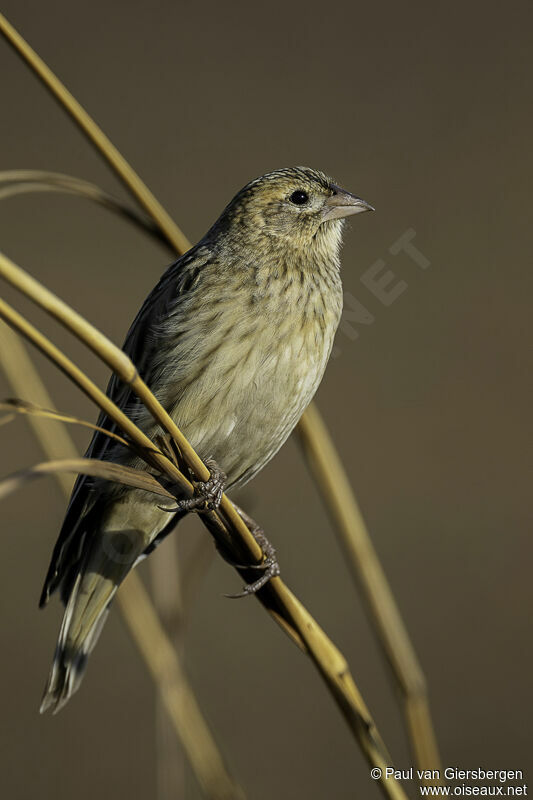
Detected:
[39,249,203,606]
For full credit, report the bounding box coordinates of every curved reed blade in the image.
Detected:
[0,170,170,249]
[0,457,174,503]
[0,398,130,448]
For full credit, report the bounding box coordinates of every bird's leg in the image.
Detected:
[221,504,281,598]
[160,456,227,513]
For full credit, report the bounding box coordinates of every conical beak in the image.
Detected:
[322,185,375,222]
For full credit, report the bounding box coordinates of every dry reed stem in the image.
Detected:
[0,320,244,800]
[117,572,244,800]
[0,251,406,799]
[298,406,442,777]
[0,323,78,496]
[150,541,188,800]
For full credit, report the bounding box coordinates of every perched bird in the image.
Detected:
[39,166,373,712]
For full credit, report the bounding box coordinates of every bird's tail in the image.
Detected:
[40,527,146,714]
[40,569,117,714]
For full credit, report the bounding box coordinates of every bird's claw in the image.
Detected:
[159,457,226,514]
[222,520,280,598]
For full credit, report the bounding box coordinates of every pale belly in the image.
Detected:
[170,315,338,487]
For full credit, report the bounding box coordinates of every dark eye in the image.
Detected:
[289,190,309,205]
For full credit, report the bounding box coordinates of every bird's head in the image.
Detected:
[213,167,374,258]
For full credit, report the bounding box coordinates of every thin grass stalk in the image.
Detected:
[0,398,130,447]
[116,573,244,800]
[150,542,188,800]
[297,405,442,777]
[0,323,77,496]
[0,256,406,799]
[0,321,244,800]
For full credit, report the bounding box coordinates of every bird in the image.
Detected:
[39,166,374,713]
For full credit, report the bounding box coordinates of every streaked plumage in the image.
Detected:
[39,166,373,712]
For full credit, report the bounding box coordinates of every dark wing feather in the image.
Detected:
[39,249,202,606]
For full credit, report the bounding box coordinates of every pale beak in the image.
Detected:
[322,184,375,222]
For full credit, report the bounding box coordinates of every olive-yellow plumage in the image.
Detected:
[39,166,373,712]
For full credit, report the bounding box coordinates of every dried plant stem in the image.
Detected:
[150,542,188,800]
[118,573,242,800]
[0,253,406,799]
[0,323,77,496]
[0,321,244,800]
[297,405,442,777]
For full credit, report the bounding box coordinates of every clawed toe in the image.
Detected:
[224,557,280,598]
[160,457,227,514]
[222,505,281,598]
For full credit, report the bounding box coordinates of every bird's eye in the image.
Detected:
[289,190,309,205]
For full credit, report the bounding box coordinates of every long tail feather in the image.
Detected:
[40,569,117,714]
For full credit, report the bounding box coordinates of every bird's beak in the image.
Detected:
[322,185,375,222]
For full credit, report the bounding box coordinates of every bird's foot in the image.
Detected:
[160,457,227,514]
[222,506,281,598]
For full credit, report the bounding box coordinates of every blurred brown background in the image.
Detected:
[0,1,531,798]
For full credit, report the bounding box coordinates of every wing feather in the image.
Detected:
[39,248,204,606]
